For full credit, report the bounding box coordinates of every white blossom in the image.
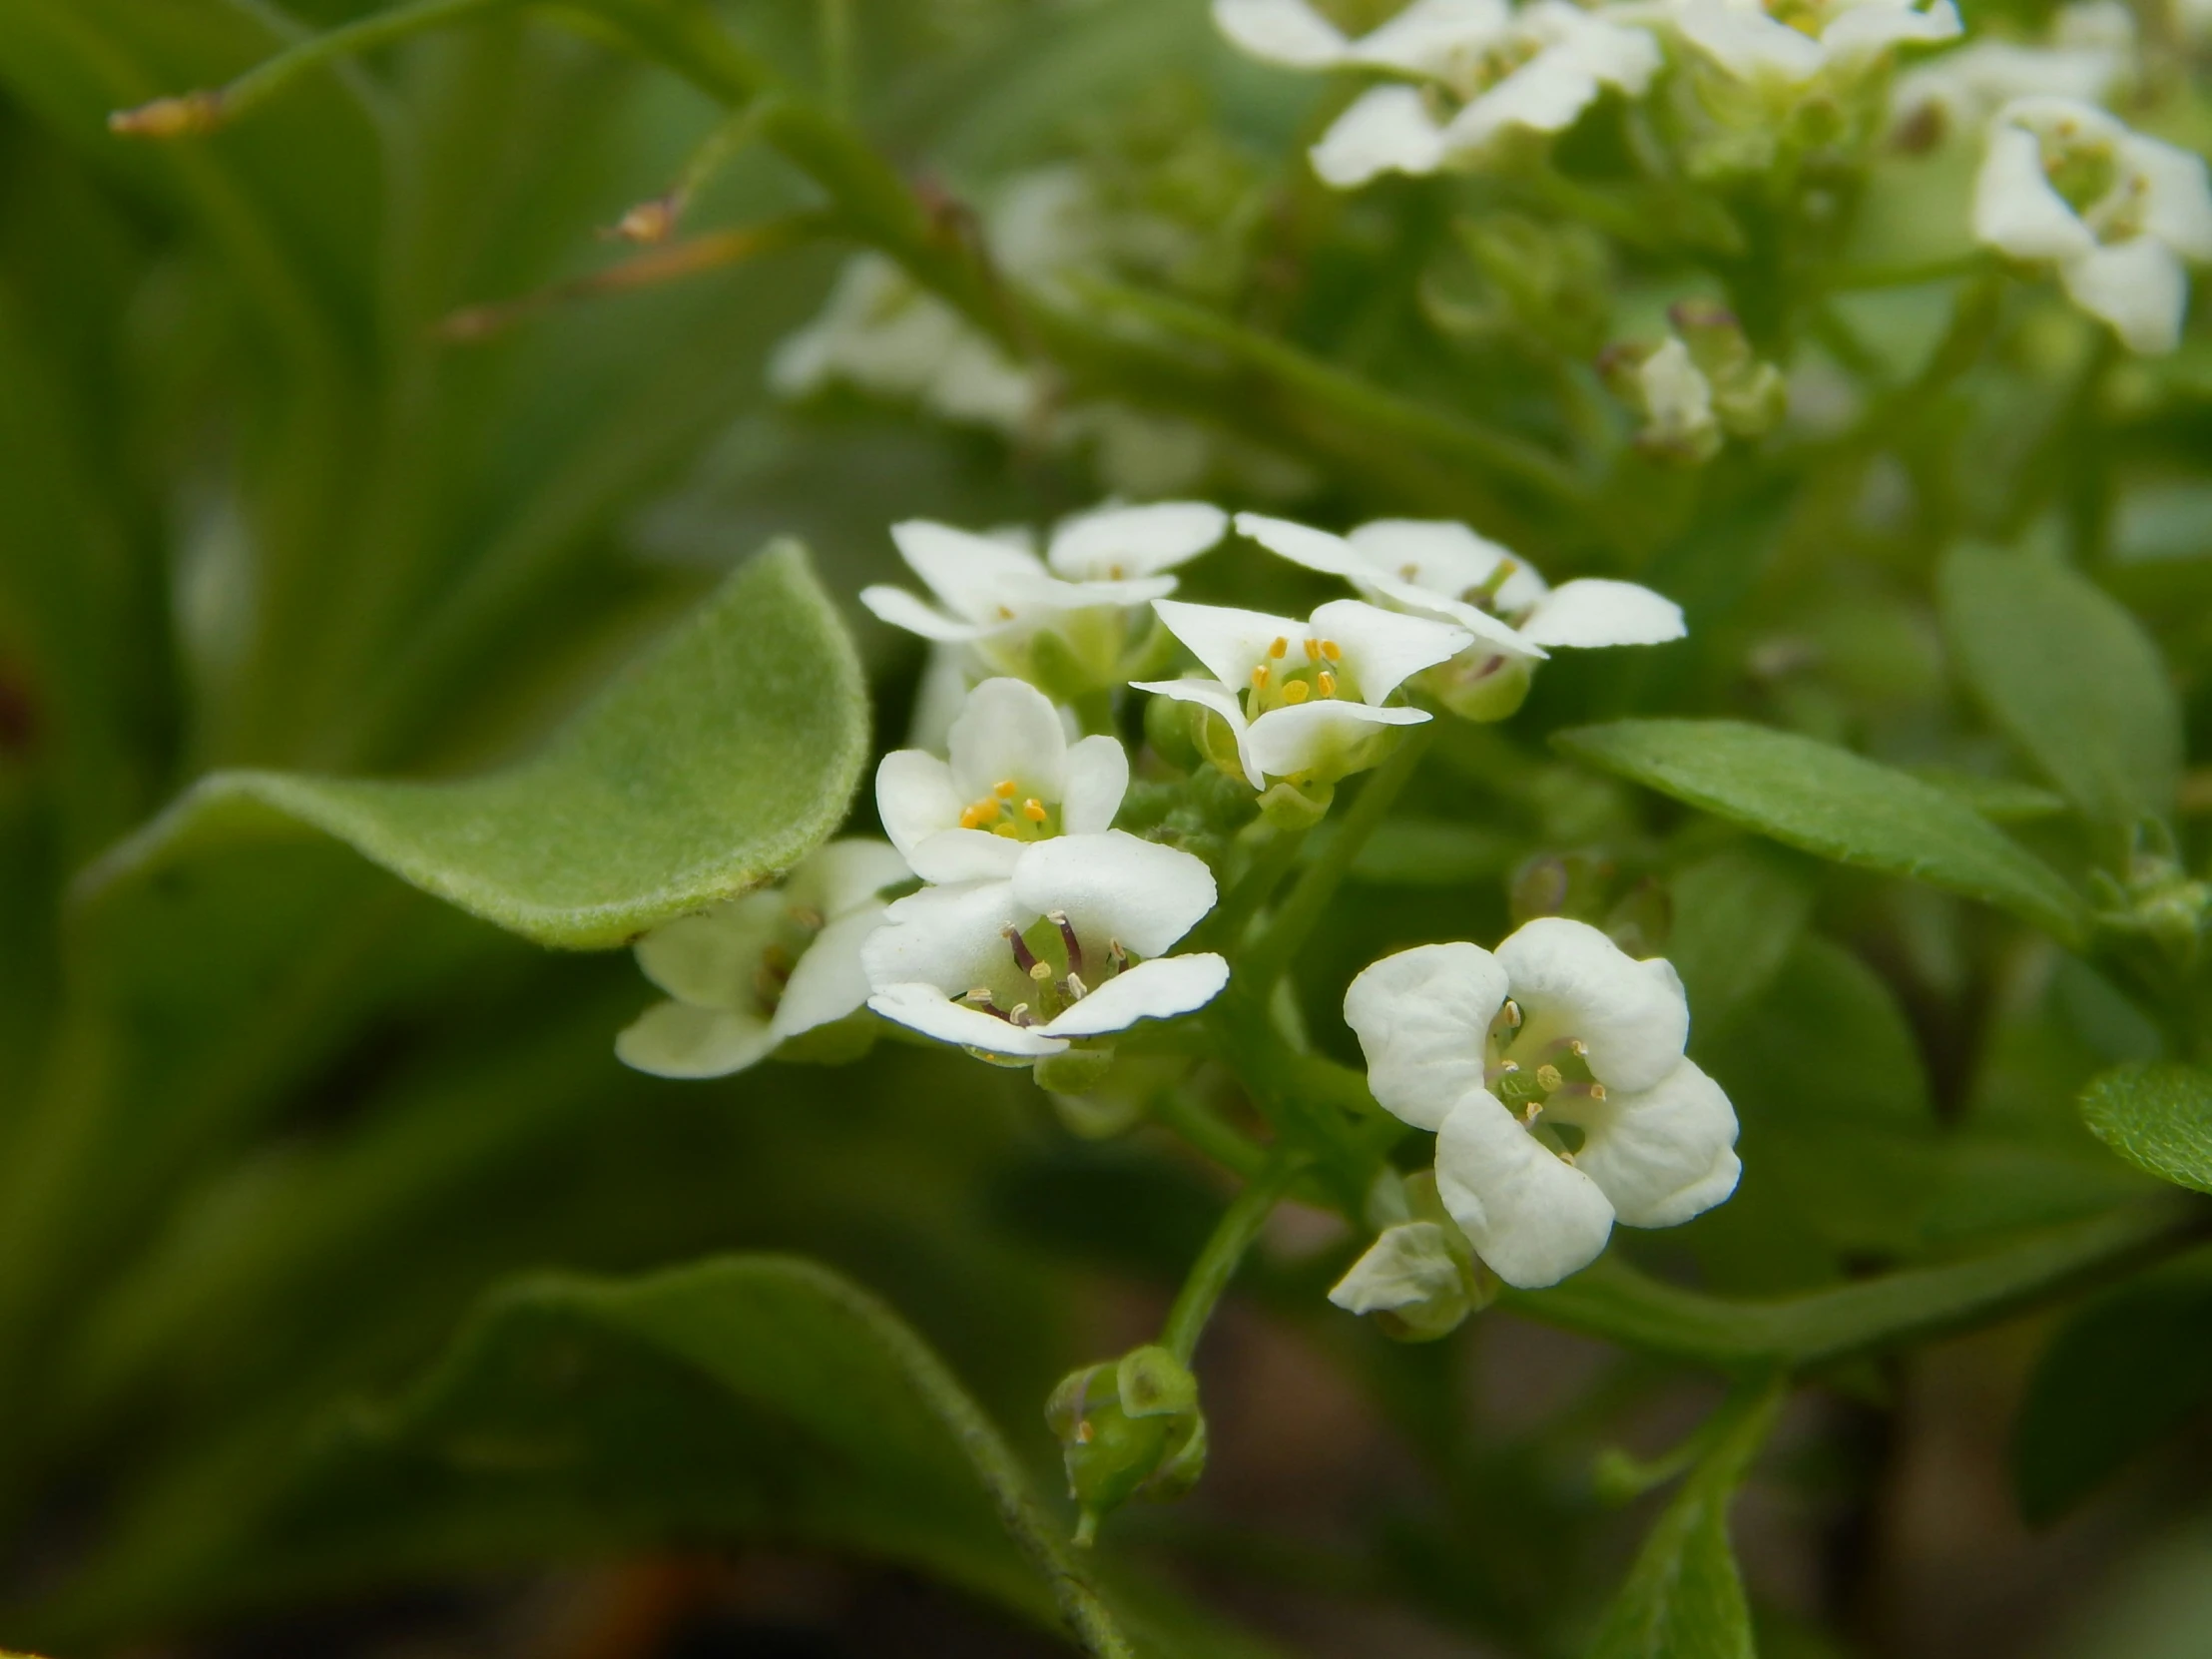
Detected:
[1216,0,1661,187]
[1343,920,1740,1289]
[1972,96,2212,355]
[877,678,1130,884]
[863,832,1229,1062]
[859,505,1227,689]
[1132,596,1470,788]
[1237,513,1682,719]
[617,838,911,1079]
[1666,0,1961,93]
[1889,3,2133,139]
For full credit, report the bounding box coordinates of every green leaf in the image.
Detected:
[2012,1261,2212,1525]
[2079,1064,2212,1195]
[1937,545,2182,833]
[39,1256,1252,1659]
[1666,844,1815,1043]
[75,543,866,948]
[1553,719,2087,942]
[1589,1380,1781,1659]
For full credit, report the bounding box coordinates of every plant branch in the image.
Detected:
[1161,1155,1310,1367]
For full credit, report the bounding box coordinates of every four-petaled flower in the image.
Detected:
[860,503,1229,692]
[877,678,1129,884]
[1972,95,2212,354]
[1237,514,1683,721]
[617,838,912,1079]
[1344,919,1741,1289]
[1133,596,1471,788]
[1215,0,1661,188]
[863,833,1229,1062]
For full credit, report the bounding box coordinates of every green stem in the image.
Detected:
[1161,1156,1309,1366]
[1825,252,1993,292]
[1149,1086,1271,1181]
[1244,723,1433,991]
[1209,826,1309,952]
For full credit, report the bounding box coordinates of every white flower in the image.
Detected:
[1668,0,1961,92]
[1216,0,1660,187]
[1236,513,1683,720]
[1633,337,1723,458]
[1343,919,1740,1289]
[1132,596,1470,787]
[859,504,1228,689]
[1972,96,2212,355]
[617,838,912,1079]
[877,678,1130,884]
[1889,3,2133,139]
[863,832,1229,1062]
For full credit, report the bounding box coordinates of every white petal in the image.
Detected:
[1443,48,1601,153]
[1310,597,1472,702]
[1973,120,2097,263]
[1527,4,1662,93]
[2131,133,2212,261]
[2060,238,2191,354]
[1244,700,1429,784]
[1638,338,1715,435]
[1236,512,1369,579]
[907,829,1027,885]
[616,1001,777,1079]
[634,892,785,1008]
[1821,0,1960,65]
[861,879,1026,995]
[1358,572,1547,659]
[1130,678,1263,787]
[1312,85,1448,189]
[790,836,913,919]
[1062,734,1131,833]
[1518,579,1686,649]
[868,981,1068,1057]
[890,520,1052,624]
[1569,1058,1742,1228]
[1047,501,1227,581]
[1495,916,1689,1094]
[1353,0,1511,78]
[770,904,885,1039]
[1011,830,1219,958]
[860,585,987,642]
[1344,941,1509,1131]
[1152,598,1307,690]
[1213,0,1352,67]
[1435,1092,1616,1289]
[946,677,1069,804]
[1345,518,1521,602]
[1041,952,1230,1037]
[1328,1222,1465,1314]
[1676,5,1825,84]
[876,750,962,868]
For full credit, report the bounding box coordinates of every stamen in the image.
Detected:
[992,823,1023,838]
[1268,636,1289,659]
[1569,1039,1588,1057]
[1009,1002,1034,1026]
[993,780,1017,799]
[1588,1083,1607,1102]
[1108,939,1129,974]
[1320,639,1342,662]
[1521,1100,1544,1125]
[1004,925,1041,973]
[1317,670,1338,698]
[1049,911,1085,976]
[959,803,993,830]
[1252,665,1271,690]
[1282,681,1311,705]
[1065,971,1089,1000]
[1022,798,1048,824]
[1502,998,1523,1029]
[1536,1063,1564,1093]
[1029,960,1054,984]
[962,988,1016,1023]
[787,904,826,931]
[1303,637,1322,662]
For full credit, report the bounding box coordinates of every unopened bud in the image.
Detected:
[1046,1345,1208,1542]
[109,91,226,140]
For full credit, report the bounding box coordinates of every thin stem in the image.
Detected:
[1149,1086,1271,1181]
[1826,252,1992,292]
[1209,826,1310,952]
[1161,1156,1310,1366]
[1245,723,1434,991]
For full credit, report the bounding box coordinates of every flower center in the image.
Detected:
[2034,124,2141,238]
[961,911,1132,1028]
[1484,997,1607,1163]
[957,777,1062,839]
[1246,634,1356,718]
[753,902,829,1017]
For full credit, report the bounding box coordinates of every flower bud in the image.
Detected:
[1256,777,1334,830]
[1668,300,1787,439]
[1046,1345,1208,1543]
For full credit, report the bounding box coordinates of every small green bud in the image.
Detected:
[1035,1044,1119,1100]
[1419,650,1532,723]
[1256,777,1334,830]
[1046,1345,1208,1542]
[1144,688,1202,771]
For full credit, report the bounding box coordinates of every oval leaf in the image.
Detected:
[2080,1063,2212,1194]
[75,542,867,949]
[1554,719,2087,942]
[1938,545,2182,833]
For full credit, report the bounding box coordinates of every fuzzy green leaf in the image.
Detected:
[1938,545,2182,833]
[75,543,866,948]
[1554,719,2087,942]
[2079,1064,2212,1195]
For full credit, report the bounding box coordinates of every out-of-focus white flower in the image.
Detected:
[1972,96,2212,354]
[877,678,1129,884]
[1237,513,1682,719]
[1216,0,1661,187]
[617,839,912,1078]
[1890,3,2134,139]
[1634,336,1724,456]
[1343,920,1741,1289]
[1668,0,1961,93]
[863,832,1228,1062]
[1133,596,1470,787]
[860,505,1228,690]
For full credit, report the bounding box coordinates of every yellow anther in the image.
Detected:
[1252,664,1271,690]
[1399,563,1419,581]
[1022,798,1048,824]
[1268,636,1289,659]
[959,803,994,830]
[1302,637,1322,662]
[1282,681,1311,705]
[996,605,1014,621]
[993,780,1017,799]
[1317,670,1338,698]
[1536,1063,1564,1093]
[1588,1083,1607,1102]
[1109,563,1126,579]
[1320,639,1343,662]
